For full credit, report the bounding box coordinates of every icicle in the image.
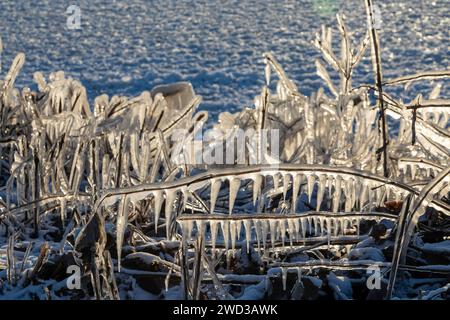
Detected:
[210,221,218,251]
[261,219,269,249]
[313,217,320,236]
[229,178,240,214]
[226,250,232,268]
[332,175,342,212]
[283,173,291,200]
[60,199,66,227]
[308,216,313,235]
[230,221,237,251]
[243,220,251,253]
[253,219,262,251]
[279,219,286,246]
[411,164,417,180]
[282,267,288,291]
[342,218,348,236]
[153,191,163,232]
[376,184,386,205]
[286,218,294,245]
[344,179,353,212]
[221,220,230,250]
[356,217,361,236]
[327,175,334,200]
[297,268,302,283]
[319,217,325,236]
[292,218,300,241]
[325,218,331,236]
[350,179,357,210]
[292,174,301,213]
[368,183,374,211]
[273,173,282,191]
[307,174,316,203]
[253,174,263,206]
[180,221,188,241]
[269,219,277,249]
[210,179,221,214]
[316,175,326,211]
[236,220,242,241]
[339,217,346,236]
[332,218,338,237]
[196,220,206,240]
[354,179,362,210]
[300,217,307,238]
[327,230,331,249]
[385,186,392,202]
[165,190,177,239]
[181,187,188,212]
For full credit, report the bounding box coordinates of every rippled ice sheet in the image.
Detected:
[0,0,448,119]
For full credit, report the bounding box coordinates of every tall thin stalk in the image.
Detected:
[365,0,389,177]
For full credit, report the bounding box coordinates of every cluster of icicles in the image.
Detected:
[179,214,387,251]
[99,165,449,251]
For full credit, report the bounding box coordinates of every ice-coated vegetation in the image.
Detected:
[0,2,449,300]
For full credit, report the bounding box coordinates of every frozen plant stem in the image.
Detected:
[365,0,389,177]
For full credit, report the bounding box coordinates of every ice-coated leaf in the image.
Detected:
[4,52,25,90]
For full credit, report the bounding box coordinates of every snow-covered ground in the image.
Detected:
[0,0,448,119]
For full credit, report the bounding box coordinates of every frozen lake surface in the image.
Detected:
[0,0,448,119]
